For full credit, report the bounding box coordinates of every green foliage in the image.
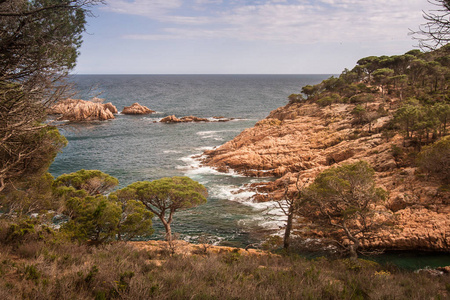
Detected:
[288,93,304,103]
[0,172,58,216]
[116,176,207,212]
[393,100,449,143]
[115,199,154,241]
[114,176,207,241]
[417,135,450,183]
[53,169,119,196]
[58,170,153,243]
[0,0,97,192]
[303,161,387,258]
[62,195,121,242]
[303,46,450,110]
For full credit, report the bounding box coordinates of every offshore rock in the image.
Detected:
[122,102,155,115]
[49,98,116,121]
[202,100,450,252]
[104,102,118,114]
[160,115,209,123]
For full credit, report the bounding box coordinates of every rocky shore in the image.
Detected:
[202,100,450,252]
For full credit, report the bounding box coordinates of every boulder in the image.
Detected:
[48,99,116,121]
[122,102,155,115]
[104,102,118,114]
[179,115,209,122]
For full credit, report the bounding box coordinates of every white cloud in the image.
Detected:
[111,0,435,45]
[195,0,223,4]
[104,0,183,17]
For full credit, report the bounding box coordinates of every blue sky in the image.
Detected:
[75,0,436,74]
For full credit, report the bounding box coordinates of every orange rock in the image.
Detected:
[49,98,116,121]
[122,102,155,115]
[201,100,450,251]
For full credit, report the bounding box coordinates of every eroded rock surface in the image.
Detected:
[122,102,155,115]
[202,100,450,251]
[49,99,117,121]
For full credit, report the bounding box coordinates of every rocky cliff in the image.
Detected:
[203,100,450,251]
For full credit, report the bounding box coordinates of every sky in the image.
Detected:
[74,0,437,74]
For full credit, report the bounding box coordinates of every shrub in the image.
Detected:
[417,136,450,183]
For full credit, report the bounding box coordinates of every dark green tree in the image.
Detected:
[417,136,450,184]
[57,171,153,243]
[63,195,121,242]
[114,176,208,242]
[53,169,119,196]
[303,161,386,259]
[0,0,101,192]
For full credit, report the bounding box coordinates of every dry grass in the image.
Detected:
[0,237,449,300]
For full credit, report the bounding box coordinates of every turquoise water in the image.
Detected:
[49,75,450,269]
[50,74,330,246]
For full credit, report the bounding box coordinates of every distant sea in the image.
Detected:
[50,74,330,246]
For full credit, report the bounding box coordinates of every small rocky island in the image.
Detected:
[160,115,234,123]
[48,98,118,121]
[122,102,155,115]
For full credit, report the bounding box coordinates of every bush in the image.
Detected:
[417,136,450,183]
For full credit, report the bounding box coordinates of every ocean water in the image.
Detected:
[50,74,329,246]
[49,74,450,269]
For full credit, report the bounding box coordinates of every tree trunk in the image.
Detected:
[163,221,172,242]
[349,243,359,261]
[283,210,294,250]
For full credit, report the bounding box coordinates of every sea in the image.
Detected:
[50,74,330,247]
[49,74,450,269]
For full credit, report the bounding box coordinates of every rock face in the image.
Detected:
[49,99,117,121]
[203,100,450,252]
[122,102,155,115]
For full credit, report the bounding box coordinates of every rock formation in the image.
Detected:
[160,115,210,123]
[48,99,117,121]
[202,100,450,252]
[122,102,155,115]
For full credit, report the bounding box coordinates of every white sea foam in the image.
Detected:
[196,129,240,141]
[163,150,182,154]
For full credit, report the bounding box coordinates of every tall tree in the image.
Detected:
[114,176,208,242]
[0,0,101,192]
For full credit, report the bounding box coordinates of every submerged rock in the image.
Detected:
[48,99,117,121]
[122,102,155,115]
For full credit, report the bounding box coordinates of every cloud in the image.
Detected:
[195,0,223,4]
[109,0,434,45]
[104,0,183,17]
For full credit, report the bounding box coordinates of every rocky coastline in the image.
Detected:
[202,100,450,252]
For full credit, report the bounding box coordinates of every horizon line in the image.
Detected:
[70,73,337,76]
